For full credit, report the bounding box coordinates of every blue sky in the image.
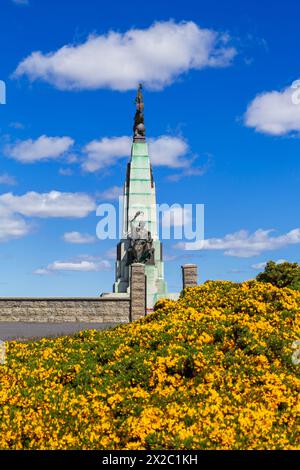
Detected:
[0,0,300,296]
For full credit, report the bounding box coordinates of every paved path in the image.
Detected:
[0,322,120,341]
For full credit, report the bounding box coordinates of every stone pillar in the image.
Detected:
[182,264,198,289]
[130,263,146,322]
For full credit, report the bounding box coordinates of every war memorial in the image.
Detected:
[0,86,198,327]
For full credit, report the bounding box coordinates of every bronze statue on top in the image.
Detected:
[133,83,146,141]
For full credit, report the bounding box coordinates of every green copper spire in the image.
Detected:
[114,86,168,308]
[133,83,146,142]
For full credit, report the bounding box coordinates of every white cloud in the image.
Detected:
[251,261,268,271]
[177,228,300,257]
[0,215,30,242]
[4,135,74,163]
[244,80,300,135]
[251,259,287,270]
[59,168,73,176]
[167,153,212,181]
[34,256,111,274]
[0,191,95,243]
[13,21,236,91]
[65,153,79,164]
[82,135,191,172]
[49,260,99,272]
[0,174,17,186]
[82,136,131,172]
[33,268,51,276]
[149,136,189,168]
[0,191,95,218]
[167,167,206,181]
[0,192,31,242]
[97,186,123,201]
[63,231,96,244]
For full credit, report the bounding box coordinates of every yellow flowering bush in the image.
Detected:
[0,280,300,450]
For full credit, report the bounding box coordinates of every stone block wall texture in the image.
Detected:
[182,264,198,289]
[130,263,146,322]
[0,298,130,323]
[0,264,190,323]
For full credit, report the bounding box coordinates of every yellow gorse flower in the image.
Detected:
[0,280,299,450]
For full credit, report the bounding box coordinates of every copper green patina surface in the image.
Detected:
[114,140,168,308]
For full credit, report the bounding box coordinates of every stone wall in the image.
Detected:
[0,263,198,323]
[0,297,130,323]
